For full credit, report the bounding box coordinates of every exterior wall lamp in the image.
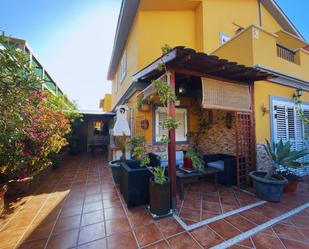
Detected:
[178,84,186,94]
[294,89,303,98]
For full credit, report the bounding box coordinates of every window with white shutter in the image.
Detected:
[155,107,188,143]
[271,97,309,176]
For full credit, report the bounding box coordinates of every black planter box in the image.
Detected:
[120,160,152,208]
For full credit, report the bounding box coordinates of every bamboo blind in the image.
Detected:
[202,78,251,112]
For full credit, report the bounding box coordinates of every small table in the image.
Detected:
[176,167,220,200]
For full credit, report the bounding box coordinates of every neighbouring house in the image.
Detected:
[0,35,65,97]
[71,110,115,154]
[99,93,112,112]
[107,0,309,191]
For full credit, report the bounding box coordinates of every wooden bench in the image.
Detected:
[176,167,220,200]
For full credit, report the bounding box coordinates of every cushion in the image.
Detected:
[208,160,224,171]
[152,151,184,167]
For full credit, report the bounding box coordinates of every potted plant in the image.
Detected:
[131,143,171,217]
[184,149,205,171]
[250,139,309,202]
[137,98,151,112]
[278,171,303,193]
[149,167,170,217]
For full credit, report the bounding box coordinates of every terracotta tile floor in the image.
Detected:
[0,154,308,249]
[176,181,262,225]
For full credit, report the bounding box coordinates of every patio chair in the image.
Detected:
[203,154,237,186]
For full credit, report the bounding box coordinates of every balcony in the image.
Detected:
[276,44,295,63]
[212,25,309,82]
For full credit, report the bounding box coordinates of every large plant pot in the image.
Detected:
[0,184,7,216]
[7,165,51,196]
[120,160,152,208]
[250,171,288,202]
[149,178,170,217]
[109,160,121,184]
[284,181,298,193]
[7,177,32,195]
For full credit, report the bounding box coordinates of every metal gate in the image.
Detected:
[235,112,256,190]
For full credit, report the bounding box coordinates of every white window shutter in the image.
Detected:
[274,105,288,142]
[155,108,187,143]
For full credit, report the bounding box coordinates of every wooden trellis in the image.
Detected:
[235,112,256,190]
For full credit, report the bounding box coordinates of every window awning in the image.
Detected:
[202,78,251,112]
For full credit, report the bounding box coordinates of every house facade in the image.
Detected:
[107,0,309,178]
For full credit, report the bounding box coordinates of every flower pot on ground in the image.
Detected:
[249,171,287,202]
[0,173,8,216]
[149,167,171,217]
[250,139,309,202]
[109,160,121,184]
[279,171,302,193]
[7,177,32,195]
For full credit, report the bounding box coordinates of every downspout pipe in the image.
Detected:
[258,0,262,27]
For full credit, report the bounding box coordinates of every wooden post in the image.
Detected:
[168,70,177,211]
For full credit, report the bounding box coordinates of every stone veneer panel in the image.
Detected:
[256,143,273,172]
[198,110,236,155]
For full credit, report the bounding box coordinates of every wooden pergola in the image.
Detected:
[133,47,275,210]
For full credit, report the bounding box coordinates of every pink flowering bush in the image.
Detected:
[0,36,74,180]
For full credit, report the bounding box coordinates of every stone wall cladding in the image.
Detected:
[144,143,192,154]
[198,110,236,155]
[256,143,273,172]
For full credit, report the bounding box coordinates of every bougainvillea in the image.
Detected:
[0,36,74,179]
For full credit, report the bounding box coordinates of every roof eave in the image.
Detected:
[261,0,304,40]
[107,0,140,80]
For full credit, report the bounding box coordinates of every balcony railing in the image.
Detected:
[276,44,295,63]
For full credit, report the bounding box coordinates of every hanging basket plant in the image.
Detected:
[137,98,151,112]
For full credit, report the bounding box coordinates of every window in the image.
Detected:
[120,50,127,83]
[155,107,188,143]
[93,121,104,135]
[271,97,309,176]
[220,32,231,45]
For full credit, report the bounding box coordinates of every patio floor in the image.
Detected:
[0,153,308,249]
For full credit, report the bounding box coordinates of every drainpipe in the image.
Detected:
[258,0,262,27]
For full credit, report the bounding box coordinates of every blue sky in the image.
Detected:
[0,0,308,110]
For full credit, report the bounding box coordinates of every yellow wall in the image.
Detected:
[111,18,139,108]
[137,10,196,70]
[110,0,309,147]
[255,81,309,143]
[212,25,309,82]
[102,94,112,112]
[276,31,308,50]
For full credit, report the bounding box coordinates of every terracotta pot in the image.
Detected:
[0,184,7,216]
[0,184,7,199]
[284,181,298,193]
[184,157,193,169]
[140,104,150,112]
[7,177,31,195]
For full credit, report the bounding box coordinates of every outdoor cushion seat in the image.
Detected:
[207,160,225,171]
[203,154,237,186]
[148,151,184,168]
